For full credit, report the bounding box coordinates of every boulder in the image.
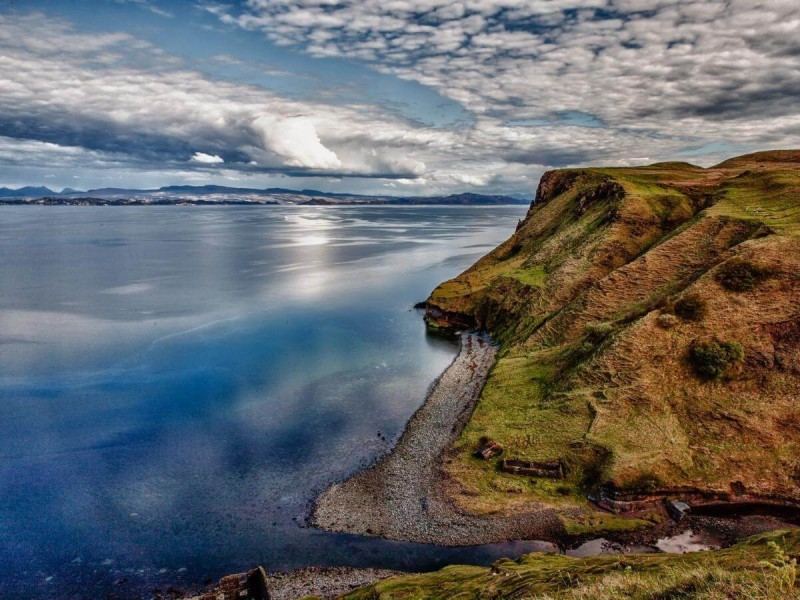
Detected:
[475,441,503,460]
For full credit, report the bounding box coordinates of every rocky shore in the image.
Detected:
[179,326,799,599]
[266,567,399,600]
[182,566,398,600]
[311,332,565,545]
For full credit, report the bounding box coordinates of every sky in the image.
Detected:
[0,0,798,196]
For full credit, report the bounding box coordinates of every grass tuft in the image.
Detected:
[344,530,800,599]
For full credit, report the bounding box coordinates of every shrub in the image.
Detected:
[657,313,679,329]
[674,294,707,321]
[716,257,769,291]
[657,297,675,314]
[689,340,745,378]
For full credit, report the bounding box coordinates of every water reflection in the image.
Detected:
[0,205,529,598]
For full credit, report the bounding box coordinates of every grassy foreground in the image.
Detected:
[340,530,798,599]
[425,150,800,526]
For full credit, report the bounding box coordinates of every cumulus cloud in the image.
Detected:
[190,152,225,164]
[0,12,440,182]
[212,0,800,170]
[250,116,341,169]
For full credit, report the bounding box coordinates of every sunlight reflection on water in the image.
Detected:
[0,205,529,598]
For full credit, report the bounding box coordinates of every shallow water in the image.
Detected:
[0,205,535,598]
[566,530,722,559]
[656,530,721,554]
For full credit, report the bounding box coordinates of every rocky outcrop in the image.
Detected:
[182,566,399,600]
[533,170,580,205]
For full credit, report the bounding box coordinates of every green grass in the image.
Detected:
[505,265,548,287]
[445,353,601,512]
[344,530,800,599]
[427,149,800,526]
[430,278,480,300]
[560,511,660,536]
[710,169,800,234]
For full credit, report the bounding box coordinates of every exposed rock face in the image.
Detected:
[182,568,269,600]
[425,150,800,516]
[533,170,580,205]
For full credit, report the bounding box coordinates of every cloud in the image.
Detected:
[2,3,799,195]
[0,12,444,183]
[190,152,225,164]
[211,1,800,170]
[113,0,173,18]
[250,116,341,169]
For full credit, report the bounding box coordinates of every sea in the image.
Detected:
[0,204,548,599]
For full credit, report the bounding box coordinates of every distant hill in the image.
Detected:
[0,186,56,197]
[390,192,525,205]
[0,184,529,205]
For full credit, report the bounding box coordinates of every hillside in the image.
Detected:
[344,529,799,599]
[0,184,528,205]
[424,150,800,525]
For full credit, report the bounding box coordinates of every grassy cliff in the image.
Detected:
[343,529,799,599]
[425,150,800,524]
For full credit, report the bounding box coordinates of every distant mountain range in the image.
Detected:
[0,184,529,205]
[0,186,56,198]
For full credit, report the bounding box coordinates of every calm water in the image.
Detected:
[0,205,535,599]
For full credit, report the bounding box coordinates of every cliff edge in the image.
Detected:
[425,150,800,524]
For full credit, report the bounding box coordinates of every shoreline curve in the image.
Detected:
[311,332,564,546]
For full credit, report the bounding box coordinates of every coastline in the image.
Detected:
[182,331,799,599]
[311,332,565,546]
[184,566,399,600]
[184,326,800,599]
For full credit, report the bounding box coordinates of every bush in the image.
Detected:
[716,258,769,291]
[689,340,745,378]
[674,294,707,321]
[657,297,675,314]
[555,485,572,496]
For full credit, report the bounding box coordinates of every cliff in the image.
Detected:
[425,150,800,518]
